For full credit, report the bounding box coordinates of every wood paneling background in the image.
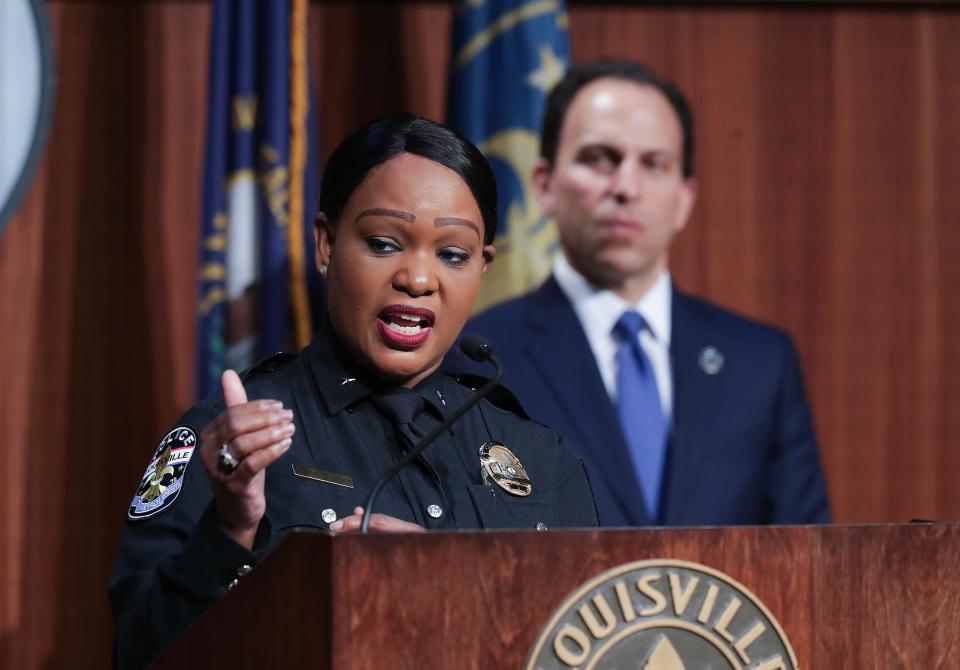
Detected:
[0,1,957,666]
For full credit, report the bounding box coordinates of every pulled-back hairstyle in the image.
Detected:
[540,60,695,178]
[318,113,497,245]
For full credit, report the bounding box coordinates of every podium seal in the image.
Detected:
[526,559,797,670]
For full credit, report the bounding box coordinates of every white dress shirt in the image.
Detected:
[553,254,673,420]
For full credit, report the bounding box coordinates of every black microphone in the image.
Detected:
[459,333,494,363]
[360,334,502,533]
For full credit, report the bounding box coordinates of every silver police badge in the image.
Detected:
[526,559,797,670]
[128,426,197,521]
[479,441,532,496]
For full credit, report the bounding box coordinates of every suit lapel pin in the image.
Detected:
[698,346,724,375]
[479,442,532,496]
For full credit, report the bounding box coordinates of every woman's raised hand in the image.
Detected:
[199,370,294,548]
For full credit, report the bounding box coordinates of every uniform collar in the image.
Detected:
[306,322,450,418]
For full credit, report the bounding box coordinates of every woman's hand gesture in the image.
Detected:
[330,507,426,534]
[199,370,294,548]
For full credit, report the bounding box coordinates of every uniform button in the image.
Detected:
[227,578,239,590]
[536,522,548,531]
[321,508,337,524]
[236,564,253,577]
[426,504,443,519]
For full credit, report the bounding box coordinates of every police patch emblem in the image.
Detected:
[128,426,197,521]
[526,559,797,670]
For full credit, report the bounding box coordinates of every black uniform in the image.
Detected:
[108,324,599,668]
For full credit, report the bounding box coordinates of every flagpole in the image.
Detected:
[288,0,312,349]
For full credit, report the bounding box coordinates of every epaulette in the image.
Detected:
[241,351,298,383]
[450,373,530,419]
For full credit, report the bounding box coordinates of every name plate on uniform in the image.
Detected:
[291,464,354,489]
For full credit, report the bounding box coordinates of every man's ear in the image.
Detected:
[314,212,335,269]
[531,158,556,216]
[673,177,698,233]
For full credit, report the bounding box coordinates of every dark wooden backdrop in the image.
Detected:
[1,1,958,666]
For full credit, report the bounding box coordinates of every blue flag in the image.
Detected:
[196,0,322,400]
[448,0,569,313]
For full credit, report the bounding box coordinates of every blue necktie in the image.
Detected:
[614,311,668,523]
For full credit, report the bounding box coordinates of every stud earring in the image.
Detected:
[318,265,328,277]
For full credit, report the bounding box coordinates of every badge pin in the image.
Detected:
[698,346,724,375]
[340,377,356,386]
[479,442,532,496]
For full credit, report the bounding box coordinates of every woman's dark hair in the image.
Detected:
[541,60,695,179]
[319,114,497,245]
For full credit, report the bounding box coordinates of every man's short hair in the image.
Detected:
[540,60,695,178]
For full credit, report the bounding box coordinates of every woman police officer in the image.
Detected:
[109,114,598,668]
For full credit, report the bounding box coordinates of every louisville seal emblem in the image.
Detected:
[128,426,197,520]
[526,560,797,670]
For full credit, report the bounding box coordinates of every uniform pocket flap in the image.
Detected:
[467,484,557,530]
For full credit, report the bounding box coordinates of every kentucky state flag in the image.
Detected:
[448,0,569,313]
[196,0,322,399]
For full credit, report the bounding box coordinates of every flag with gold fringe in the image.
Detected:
[196,0,321,399]
[447,0,569,314]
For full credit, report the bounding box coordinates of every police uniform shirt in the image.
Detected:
[108,323,599,669]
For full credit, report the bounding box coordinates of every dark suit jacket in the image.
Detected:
[462,275,830,527]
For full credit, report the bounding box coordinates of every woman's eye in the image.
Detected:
[438,248,470,267]
[366,237,401,254]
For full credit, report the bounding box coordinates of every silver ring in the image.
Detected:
[217,443,239,474]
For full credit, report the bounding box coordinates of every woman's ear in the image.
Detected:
[481,244,496,272]
[314,212,335,271]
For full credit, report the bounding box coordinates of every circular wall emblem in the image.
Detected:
[0,0,56,231]
[526,560,797,670]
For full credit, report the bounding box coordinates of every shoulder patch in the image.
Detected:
[451,374,530,419]
[128,426,197,521]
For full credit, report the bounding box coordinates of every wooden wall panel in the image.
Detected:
[0,1,958,666]
[0,2,211,667]
[311,1,452,158]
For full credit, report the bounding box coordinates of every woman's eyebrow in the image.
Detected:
[435,217,480,236]
[355,208,415,223]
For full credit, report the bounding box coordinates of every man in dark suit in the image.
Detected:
[465,60,830,526]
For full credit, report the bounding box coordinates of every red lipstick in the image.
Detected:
[377,304,435,349]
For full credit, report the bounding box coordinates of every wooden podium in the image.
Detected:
[157,524,960,668]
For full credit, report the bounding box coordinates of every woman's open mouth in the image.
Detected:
[377,305,435,348]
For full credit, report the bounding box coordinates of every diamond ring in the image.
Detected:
[217,443,240,474]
